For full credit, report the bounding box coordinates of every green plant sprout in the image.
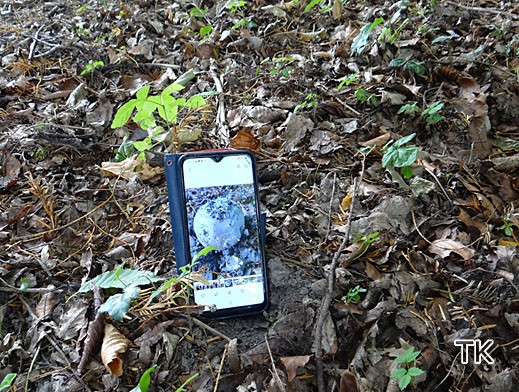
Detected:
[355,88,377,105]
[390,347,424,390]
[189,6,209,18]
[269,56,298,78]
[110,77,210,160]
[0,373,17,391]
[303,0,325,13]
[499,216,517,237]
[81,60,104,75]
[199,25,213,36]
[397,103,420,115]
[389,57,425,75]
[351,17,384,55]
[228,0,245,13]
[294,93,318,113]
[149,246,216,302]
[381,133,419,179]
[130,365,156,392]
[342,285,367,304]
[421,101,444,123]
[353,231,380,260]
[337,73,359,90]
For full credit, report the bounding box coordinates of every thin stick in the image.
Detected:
[213,344,228,392]
[209,68,229,146]
[266,336,286,392]
[315,177,358,392]
[190,316,233,342]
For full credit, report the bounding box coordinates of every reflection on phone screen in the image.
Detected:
[182,155,264,311]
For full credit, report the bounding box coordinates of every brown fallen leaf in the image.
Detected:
[428,239,475,260]
[230,129,261,151]
[339,370,360,392]
[35,288,59,319]
[78,311,105,374]
[280,355,311,382]
[101,323,131,376]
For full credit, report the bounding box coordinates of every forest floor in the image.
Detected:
[1,0,519,391]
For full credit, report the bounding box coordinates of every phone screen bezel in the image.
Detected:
[177,150,268,318]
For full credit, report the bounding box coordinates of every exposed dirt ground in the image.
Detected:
[1,1,519,391]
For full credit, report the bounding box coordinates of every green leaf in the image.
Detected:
[389,58,406,67]
[99,285,140,321]
[393,146,418,168]
[193,246,216,263]
[174,373,199,392]
[130,365,156,392]
[186,95,206,109]
[79,269,164,293]
[0,373,17,391]
[381,148,398,168]
[162,83,185,96]
[304,0,323,13]
[20,277,30,292]
[133,137,153,152]
[404,347,421,362]
[351,17,384,55]
[111,99,138,129]
[199,25,213,36]
[407,367,424,377]
[399,373,412,389]
[136,85,150,102]
[401,166,413,179]
[393,133,416,148]
[390,367,407,379]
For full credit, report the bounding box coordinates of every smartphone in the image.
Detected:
[165,150,268,318]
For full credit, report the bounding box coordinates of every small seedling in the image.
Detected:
[189,6,209,18]
[130,365,156,392]
[499,217,517,237]
[337,73,359,90]
[303,0,325,13]
[81,60,104,75]
[397,103,420,115]
[421,101,444,124]
[111,78,211,159]
[294,93,318,113]
[381,133,419,179]
[228,0,246,13]
[351,17,384,55]
[0,373,17,391]
[389,58,424,75]
[199,25,213,36]
[342,285,367,304]
[390,347,424,390]
[355,88,377,105]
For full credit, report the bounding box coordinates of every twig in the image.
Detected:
[213,344,228,392]
[444,1,519,20]
[28,23,46,61]
[209,67,229,146]
[189,316,232,342]
[266,335,286,392]
[315,177,359,392]
[25,344,40,392]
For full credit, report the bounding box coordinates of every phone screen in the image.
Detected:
[181,153,265,312]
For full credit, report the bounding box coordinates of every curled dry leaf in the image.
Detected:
[428,239,475,260]
[280,355,311,382]
[78,312,105,374]
[230,129,261,151]
[35,288,58,319]
[101,323,131,377]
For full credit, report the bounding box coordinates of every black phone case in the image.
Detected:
[164,150,268,318]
